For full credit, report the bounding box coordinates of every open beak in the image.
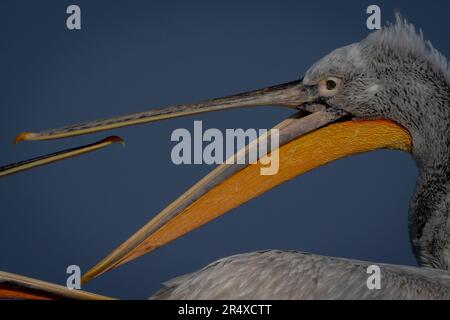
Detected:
[15,79,413,283]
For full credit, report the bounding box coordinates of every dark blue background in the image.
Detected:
[1,0,449,299]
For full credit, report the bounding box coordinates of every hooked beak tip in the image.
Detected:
[102,136,126,147]
[14,132,35,144]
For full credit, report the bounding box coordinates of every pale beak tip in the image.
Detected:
[14,132,36,144]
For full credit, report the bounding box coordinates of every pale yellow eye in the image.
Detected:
[318,77,342,96]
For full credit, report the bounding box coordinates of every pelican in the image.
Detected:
[2,16,450,300]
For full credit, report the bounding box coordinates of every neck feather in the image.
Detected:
[410,161,450,270]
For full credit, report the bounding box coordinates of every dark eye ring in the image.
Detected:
[326,79,337,90]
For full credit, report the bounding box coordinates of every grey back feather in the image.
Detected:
[150,251,450,300]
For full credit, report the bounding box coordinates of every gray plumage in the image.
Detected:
[151,251,450,300]
[151,16,450,300]
[305,16,450,270]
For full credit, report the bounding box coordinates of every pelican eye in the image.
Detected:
[326,80,337,90]
[318,77,342,97]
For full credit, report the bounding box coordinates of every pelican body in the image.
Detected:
[2,16,450,300]
[151,251,450,300]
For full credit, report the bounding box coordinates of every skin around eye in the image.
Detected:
[318,77,342,96]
